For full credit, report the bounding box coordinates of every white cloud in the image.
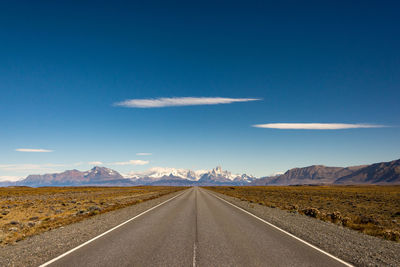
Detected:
[252,123,386,130]
[136,153,152,156]
[114,97,260,108]
[15,148,53,152]
[112,160,149,166]
[88,161,103,165]
[0,163,64,172]
[0,176,23,182]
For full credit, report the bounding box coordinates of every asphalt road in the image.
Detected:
[44,187,349,267]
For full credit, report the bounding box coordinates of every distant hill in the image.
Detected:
[251,159,400,185]
[335,159,400,184]
[16,167,135,187]
[253,165,365,185]
[251,175,287,186]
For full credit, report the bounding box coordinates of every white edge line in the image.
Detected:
[39,190,188,267]
[207,190,354,267]
[192,242,197,267]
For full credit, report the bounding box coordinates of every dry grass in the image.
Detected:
[205,185,400,242]
[0,186,185,245]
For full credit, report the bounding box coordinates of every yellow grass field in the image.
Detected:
[205,186,400,242]
[0,186,185,245]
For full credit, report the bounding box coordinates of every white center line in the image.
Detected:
[192,242,197,267]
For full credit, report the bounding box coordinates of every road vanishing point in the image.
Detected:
[41,187,352,267]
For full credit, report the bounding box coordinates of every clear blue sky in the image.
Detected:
[1,1,399,180]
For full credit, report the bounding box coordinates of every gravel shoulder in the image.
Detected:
[0,189,187,267]
[206,189,400,267]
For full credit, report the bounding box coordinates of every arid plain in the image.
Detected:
[0,186,184,245]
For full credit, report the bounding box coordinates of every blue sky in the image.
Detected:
[1,1,399,180]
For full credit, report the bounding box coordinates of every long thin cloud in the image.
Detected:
[15,148,53,152]
[114,97,260,108]
[252,123,386,130]
[136,153,152,156]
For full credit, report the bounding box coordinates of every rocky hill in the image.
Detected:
[335,159,400,184]
[252,159,400,185]
[17,167,133,186]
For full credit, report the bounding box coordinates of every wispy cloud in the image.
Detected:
[114,97,261,108]
[0,163,64,172]
[0,176,23,182]
[88,161,103,165]
[112,160,149,166]
[252,123,386,130]
[15,148,53,152]
[136,153,152,156]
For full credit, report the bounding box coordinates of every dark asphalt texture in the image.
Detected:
[46,187,348,267]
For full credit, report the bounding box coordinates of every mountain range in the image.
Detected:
[0,166,256,187]
[15,167,134,187]
[129,166,256,186]
[251,159,400,185]
[1,159,399,187]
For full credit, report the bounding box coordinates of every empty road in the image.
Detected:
[42,187,350,267]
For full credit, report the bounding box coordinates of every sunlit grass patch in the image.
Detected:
[0,186,185,245]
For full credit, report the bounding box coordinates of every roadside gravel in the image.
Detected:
[0,189,186,267]
[208,189,400,267]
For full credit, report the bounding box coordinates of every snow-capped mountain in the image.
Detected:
[83,166,124,181]
[233,174,257,184]
[128,166,256,185]
[127,167,207,181]
[4,166,255,187]
[197,166,256,185]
